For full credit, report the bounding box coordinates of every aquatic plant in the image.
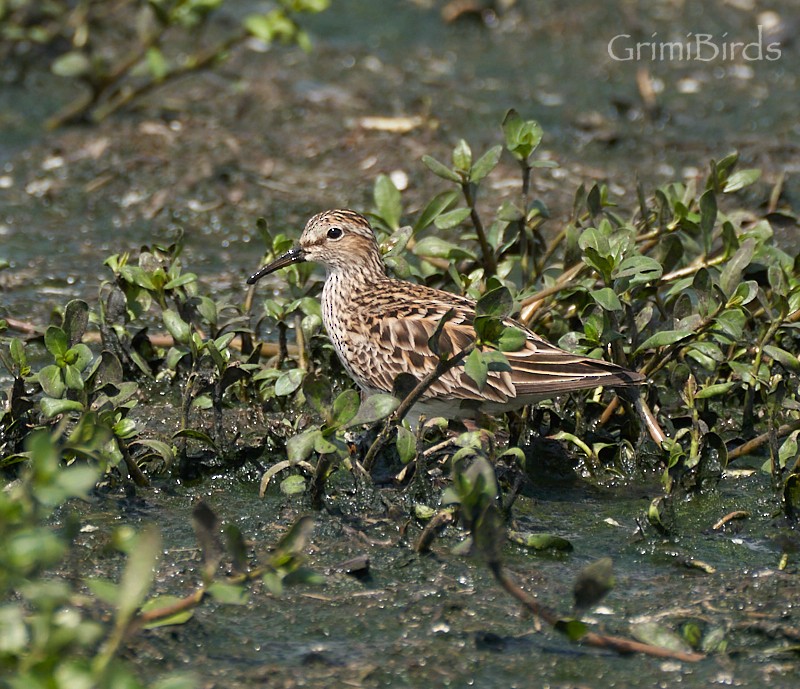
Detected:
[0,0,331,128]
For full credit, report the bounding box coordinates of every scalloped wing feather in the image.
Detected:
[344,293,643,406]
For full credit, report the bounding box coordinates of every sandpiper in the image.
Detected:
[248,209,645,423]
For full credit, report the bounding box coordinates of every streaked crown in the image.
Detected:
[299,209,385,275]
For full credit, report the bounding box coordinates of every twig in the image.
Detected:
[462,183,497,277]
[3,317,45,336]
[518,263,583,324]
[712,510,750,530]
[727,419,800,462]
[490,562,705,662]
[414,509,456,553]
[119,439,150,488]
[599,391,667,447]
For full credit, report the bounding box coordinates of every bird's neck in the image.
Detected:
[324,249,386,289]
[321,251,385,314]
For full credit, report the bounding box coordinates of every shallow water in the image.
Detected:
[61,467,797,689]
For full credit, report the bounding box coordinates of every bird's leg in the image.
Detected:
[618,387,667,447]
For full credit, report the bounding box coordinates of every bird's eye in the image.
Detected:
[326,227,343,240]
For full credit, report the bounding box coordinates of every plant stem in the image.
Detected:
[119,439,150,487]
[461,183,497,276]
[727,418,800,462]
[490,561,705,662]
[414,509,456,553]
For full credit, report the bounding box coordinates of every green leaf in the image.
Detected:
[727,280,758,306]
[86,578,120,607]
[244,11,287,43]
[207,582,249,605]
[71,343,94,371]
[414,235,475,260]
[115,527,161,630]
[631,621,695,654]
[162,309,191,345]
[421,154,461,183]
[63,364,84,391]
[286,428,321,463]
[470,145,502,183]
[719,238,755,299]
[303,374,332,417]
[573,557,614,611]
[554,618,589,642]
[507,531,573,551]
[723,168,761,193]
[779,431,800,469]
[763,345,800,373]
[274,368,305,396]
[163,273,197,290]
[145,46,168,82]
[38,365,66,398]
[613,255,663,286]
[695,382,737,399]
[120,265,157,291]
[713,308,746,341]
[428,309,456,358]
[140,596,194,629]
[40,398,84,418]
[9,337,26,367]
[51,51,91,78]
[331,389,360,427]
[414,504,436,520]
[634,329,691,355]
[373,174,402,230]
[131,439,175,466]
[280,474,307,496]
[476,285,514,319]
[586,184,602,217]
[590,287,623,312]
[413,190,459,232]
[452,139,472,172]
[699,189,717,253]
[497,326,527,352]
[56,465,100,498]
[474,315,504,344]
[63,299,89,346]
[172,428,218,452]
[502,109,543,161]
[481,350,511,372]
[45,326,69,358]
[113,418,139,439]
[464,348,488,390]
[396,426,416,464]
[382,225,413,257]
[433,208,472,231]
[344,393,399,427]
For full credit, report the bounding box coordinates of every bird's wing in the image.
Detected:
[347,308,515,403]
[502,326,645,396]
[346,283,643,404]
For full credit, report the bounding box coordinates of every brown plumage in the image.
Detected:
[248,210,645,422]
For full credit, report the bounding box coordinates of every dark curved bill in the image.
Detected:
[247,247,306,284]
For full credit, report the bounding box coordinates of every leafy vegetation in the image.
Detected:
[2,110,800,679]
[0,428,317,687]
[0,0,330,127]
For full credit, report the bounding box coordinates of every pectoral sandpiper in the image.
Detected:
[248,209,645,424]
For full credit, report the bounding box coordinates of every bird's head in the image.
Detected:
[247,209,384,284]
